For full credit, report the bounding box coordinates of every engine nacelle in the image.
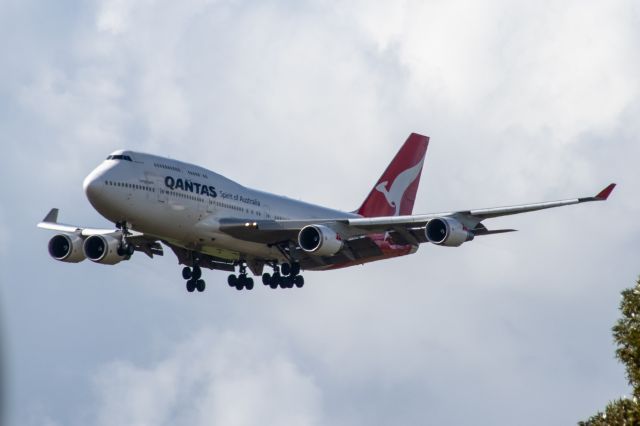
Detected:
[83,235,127,265]
[425,217,474,247]
[298,225,343,256]
[48,234,86,263]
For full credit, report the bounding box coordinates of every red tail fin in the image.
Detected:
[357,133,429,217]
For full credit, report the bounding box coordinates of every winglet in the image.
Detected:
[595,183,616,201]
[42,208,59,223]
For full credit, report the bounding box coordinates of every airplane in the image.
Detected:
[37,133,616,293]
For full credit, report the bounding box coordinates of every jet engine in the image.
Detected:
[425,217,474,247]
[83,235,127,265]
[298,225,343,256]
[48,234,86,263]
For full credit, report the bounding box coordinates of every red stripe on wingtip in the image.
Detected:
[596,183,616,200]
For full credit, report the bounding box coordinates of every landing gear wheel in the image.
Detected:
[196,279,206,292]
[291,263,301,276]
[192,265,202,280]
[182,267,192,280]
[270,273,281,289]
[186,279,196,292]
[126,244,135,256]
[279,276,291,289]
[245,277,254,290]
[262,273,271,286]
[294,275,304,288]
[228,274,237,287]
[236,277,245,291]
[281,263,291,276]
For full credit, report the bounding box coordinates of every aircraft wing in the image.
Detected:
[342,183,617,231]
[37,208,132,236]
[37,208,163,258]
[218,183,616,246]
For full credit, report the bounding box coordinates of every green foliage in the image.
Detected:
[614,281,640,399]
[580,277,640,425]
[579,398,640,425]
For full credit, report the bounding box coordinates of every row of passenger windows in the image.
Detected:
[152,162,211,179]
[161,190,265,216]
[105,180,155,192]
[106,155,132,161]
[214,200,249,213]
[105,179,288,219]
[153,162,181,172]
[161,189,204,203]
[187,170,205,178]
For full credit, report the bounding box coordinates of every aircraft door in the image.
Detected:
[157,187,167,203]
[205,197,216,214]
[150,173,167,203]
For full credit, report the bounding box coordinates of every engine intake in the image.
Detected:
[48,234,86,263]
[298,225,343,256]
[425,217,474,247]
[83,235,127,265]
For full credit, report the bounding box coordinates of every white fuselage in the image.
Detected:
[83,150,358,262]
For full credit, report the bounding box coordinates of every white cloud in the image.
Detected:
[352,0,640,134]
[96,0,134,35]
[90,330,324,426]
[23,0,638,201]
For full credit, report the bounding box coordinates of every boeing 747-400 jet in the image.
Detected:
[38,133,615,293]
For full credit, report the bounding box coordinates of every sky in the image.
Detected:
[1,0,639,425]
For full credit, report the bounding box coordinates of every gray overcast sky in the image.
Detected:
[1,0,639,425]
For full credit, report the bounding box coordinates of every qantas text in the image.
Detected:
[164,176,217,197]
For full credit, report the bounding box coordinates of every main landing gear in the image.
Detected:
[182,264,206,293]
[180,260,304,293]
[262,262,304,289]
[227,263,254,291]
[227,262,305,291]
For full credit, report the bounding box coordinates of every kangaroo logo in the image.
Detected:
[375,159,424,216]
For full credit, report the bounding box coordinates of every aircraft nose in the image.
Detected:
[83,169,103,203]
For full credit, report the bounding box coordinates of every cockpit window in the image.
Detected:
[106,155,133,161]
